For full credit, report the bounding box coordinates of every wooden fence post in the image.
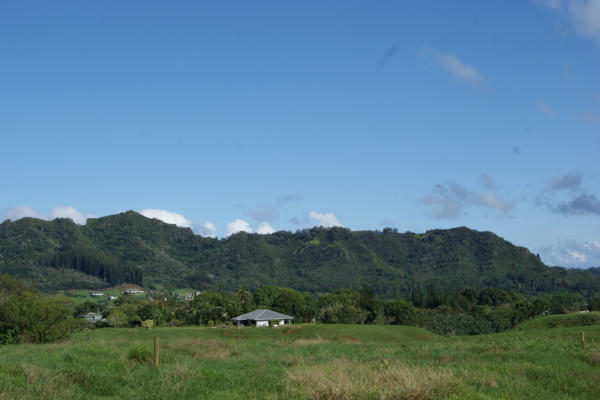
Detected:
[154,336,160,367]
[581,331,585,350]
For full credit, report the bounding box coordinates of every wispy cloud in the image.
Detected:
[537,238,600,267]
[422,46,493,92]
[420,183,469,218]
[551,171,582,190]
[537,100,558,117]
[554,194,600,215]
[534,0,600,42]
[569,0,600,40]
[243,194,301,224]
[536,171,600,216]
[420,177,515,219]
[479,191,515,212]
[534,0,562,10]
[577,111,599,125]
[377,42,399,70]
[478,174,496,189]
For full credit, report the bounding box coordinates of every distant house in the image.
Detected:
[109,295,118,301]
[79,312,105,323]
[122,289,144,294]
[90,292,104,297]
[176,293,194,301]
[232,309,294,327]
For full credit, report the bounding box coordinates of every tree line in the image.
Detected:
[45,246,142,286]
[82,284,599,337]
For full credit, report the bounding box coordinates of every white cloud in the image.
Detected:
[139,208,192,228]
[194,222,217,238]
[569,0,600,39]
[257,222,275,234]
[537,239,600,267]
[534,0,600,41]
[309,211,343,228]
[226,219,252,236]
[422,47,493,92]
[479,191,515,212]
[1,205,44,221]
[1,205,92,225]
[49,206,92,225]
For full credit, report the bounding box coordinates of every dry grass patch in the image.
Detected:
[292,338,332,346]
[161,361,196,391]
[286,358,460,400]
[167,338,232,359]
[586,350,600,366]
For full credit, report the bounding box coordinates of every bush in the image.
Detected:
[0,275,75,344]
[127,345,152,364]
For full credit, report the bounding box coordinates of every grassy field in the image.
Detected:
[50,284,147,306]
[1,314,599,399]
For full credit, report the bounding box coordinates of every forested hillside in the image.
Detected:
[1,211,598,295]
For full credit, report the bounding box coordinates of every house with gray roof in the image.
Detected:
[232,309,294,327]
[78,312,105,324]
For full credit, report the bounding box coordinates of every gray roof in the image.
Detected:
[232,309,294,321]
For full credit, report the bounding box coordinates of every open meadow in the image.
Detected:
[1,314,599,400]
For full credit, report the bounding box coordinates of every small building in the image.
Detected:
[176,293,194,301]
[79,312,105,323]
[232,309,294,327]
[90,292,104,297]
[122,289,144,294]
[109,295,118,301]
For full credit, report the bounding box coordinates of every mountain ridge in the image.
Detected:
[1,211,598,296]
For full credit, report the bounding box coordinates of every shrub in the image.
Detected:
[127,345,152,364]
[0,275,75,344]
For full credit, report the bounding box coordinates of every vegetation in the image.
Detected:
[0,275,75,344]
[2,211,599,296]
[64,284,593,339]
[0,316,599,399]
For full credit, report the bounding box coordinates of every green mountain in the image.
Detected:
[1,211,598,296]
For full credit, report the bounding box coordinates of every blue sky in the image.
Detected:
[1,1,599,267]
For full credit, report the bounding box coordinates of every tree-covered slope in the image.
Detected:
[1,211,599,295]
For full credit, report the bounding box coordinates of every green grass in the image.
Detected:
[52,286,146,306]
[1,316,599,399]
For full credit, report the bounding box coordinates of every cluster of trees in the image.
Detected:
[86,285,596,336]
[0,275,75,344]
[47,246,142,286]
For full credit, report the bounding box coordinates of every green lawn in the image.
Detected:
[1,315,599,399]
